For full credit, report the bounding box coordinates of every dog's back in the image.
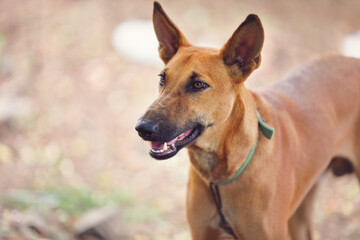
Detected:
[256,55,360,210]
[263,55,360,114]
[261,55,360,154]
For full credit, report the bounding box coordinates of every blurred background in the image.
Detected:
[0,0,359,239]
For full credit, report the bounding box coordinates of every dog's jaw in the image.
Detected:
[149,124,204,160]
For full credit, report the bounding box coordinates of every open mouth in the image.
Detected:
[149,125,202,160]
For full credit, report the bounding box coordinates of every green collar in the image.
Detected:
[211,111,274,186]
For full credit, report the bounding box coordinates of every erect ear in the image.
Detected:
[221,14,264,81]
[153,1,190,64]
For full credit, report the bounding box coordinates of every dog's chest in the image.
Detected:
[187,147,221,177]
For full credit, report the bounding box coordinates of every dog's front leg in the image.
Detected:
[186,168,224,240]
[187,223,222,240]
[288,182,319,240]
[186,167,290,240]
[229,213,289,240]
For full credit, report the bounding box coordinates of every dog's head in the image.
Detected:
[135,2,264,160]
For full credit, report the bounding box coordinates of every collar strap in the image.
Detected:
[211,111,274,186]
[257,111,275,140]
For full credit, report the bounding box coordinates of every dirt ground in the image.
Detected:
[0,0,359,239]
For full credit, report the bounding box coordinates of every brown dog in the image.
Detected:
[135,2,360,239]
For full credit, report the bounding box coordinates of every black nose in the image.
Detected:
[135,119,159,139]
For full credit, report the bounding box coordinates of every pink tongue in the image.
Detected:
[151,142,164,150]
[151,137,179,150]
[151,128,193,150]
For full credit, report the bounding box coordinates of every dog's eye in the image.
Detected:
[159,74,166,85]
[158,72,166,86]
[192,81,209,90]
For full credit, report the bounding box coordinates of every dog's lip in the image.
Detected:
[151,128,193,151]
[149,125,203,160]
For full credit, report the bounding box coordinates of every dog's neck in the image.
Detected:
[188,85,259,183]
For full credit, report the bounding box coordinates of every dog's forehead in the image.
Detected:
[174,46,218,64]
[166,46,224,81]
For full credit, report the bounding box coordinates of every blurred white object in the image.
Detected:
[112,20,162,66]
[0,95,32,122]
[340,30,360,58]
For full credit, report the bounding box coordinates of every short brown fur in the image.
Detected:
[137,2,360,239]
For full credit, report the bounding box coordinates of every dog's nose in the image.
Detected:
[135,119,159,139]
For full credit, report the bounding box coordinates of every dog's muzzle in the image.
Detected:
[135,118,204,160]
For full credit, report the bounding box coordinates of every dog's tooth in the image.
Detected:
[169,143,176,151]
[163,142,168,151]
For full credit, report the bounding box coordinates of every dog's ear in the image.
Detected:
[153,1,190,64]
[221,14,264,82]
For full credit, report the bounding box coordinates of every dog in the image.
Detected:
[135,2,360,239]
